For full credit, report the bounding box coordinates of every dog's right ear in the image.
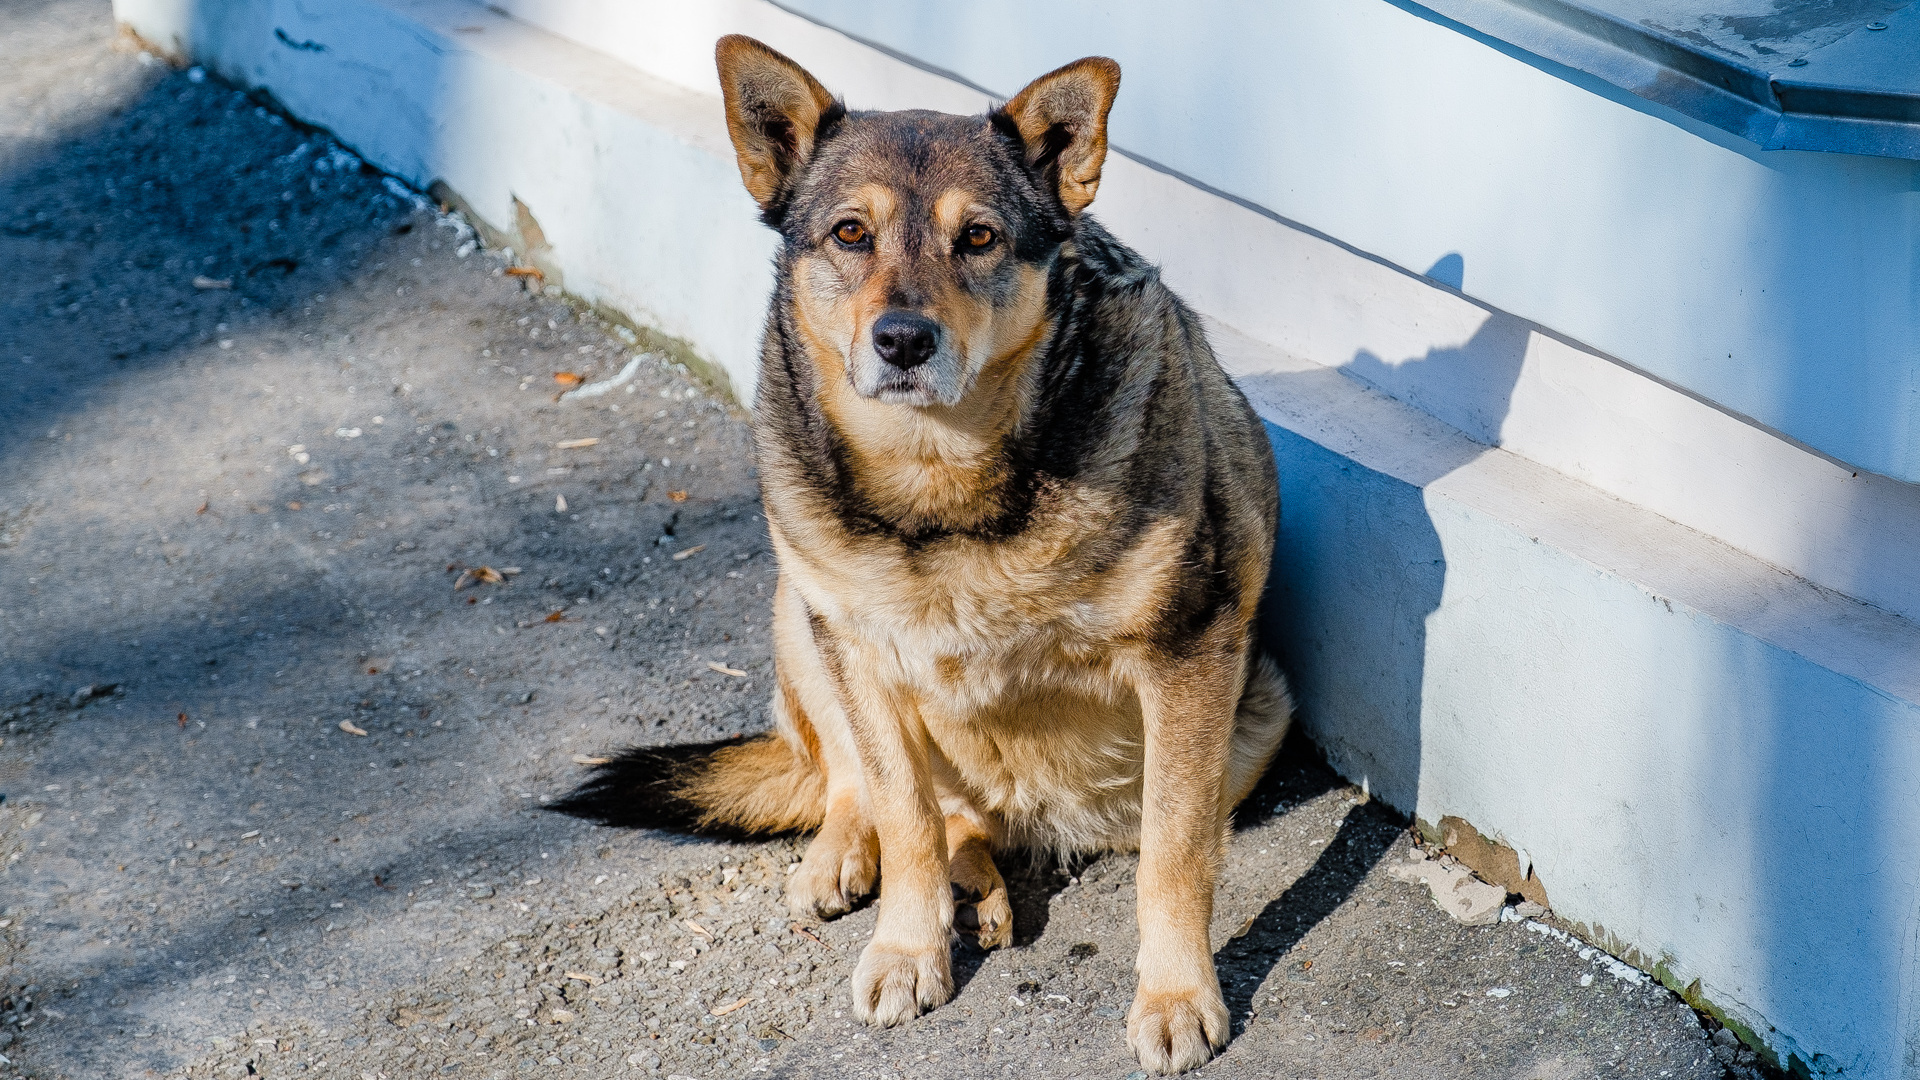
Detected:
[716,35,839,217]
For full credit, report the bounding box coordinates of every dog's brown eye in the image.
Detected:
[833,221,867,246]
[965,225,995,249]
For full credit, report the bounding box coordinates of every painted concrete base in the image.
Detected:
[110,0,1920,1074]
[1220,322,1920,1076]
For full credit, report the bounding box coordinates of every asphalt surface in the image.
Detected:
[0,3,1770,1079]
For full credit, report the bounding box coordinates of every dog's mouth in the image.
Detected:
[862,367,942,406]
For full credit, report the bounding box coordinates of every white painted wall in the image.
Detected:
[1221,322,1920,1077]
[1094,154,1920,629]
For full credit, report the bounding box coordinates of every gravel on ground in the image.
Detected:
[0,4,1772,1079]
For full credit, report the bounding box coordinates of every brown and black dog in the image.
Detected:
[558,35,1291,1074]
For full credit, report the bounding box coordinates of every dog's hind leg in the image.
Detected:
[772,577,881,920]
[1223,648,1294,812]
[789,783,880,919]
[785,678,879,921]
[940,788,1011,949]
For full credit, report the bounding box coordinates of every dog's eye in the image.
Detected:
[833,221,868,247]
[964,225,995,249]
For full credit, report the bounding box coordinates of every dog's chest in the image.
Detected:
[779,494,1187,653]
[922,635,1150,850]
[766,455,1196,846]
[781,517,1183,848]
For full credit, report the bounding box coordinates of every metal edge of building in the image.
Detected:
[1409,0,1920,160]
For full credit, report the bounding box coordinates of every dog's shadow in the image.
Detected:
[1212,733,1403,1034]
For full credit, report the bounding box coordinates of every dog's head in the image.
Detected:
[717,36,1119,410]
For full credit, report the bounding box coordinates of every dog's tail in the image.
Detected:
[546,733,826,839]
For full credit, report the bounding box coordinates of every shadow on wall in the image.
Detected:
[1253,238,1919,1072]
[1341,253,1531,449]
[1230,251,1529,1037]
[1257,251,1526,815]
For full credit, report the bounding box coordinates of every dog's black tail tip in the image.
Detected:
[545,733,823,841]
[544,739,733,833]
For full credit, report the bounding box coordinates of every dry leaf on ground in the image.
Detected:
[552,372,584,387]
[710,998,751,1017]
[339,720,368,736]
[453,566,506,590]
[667,490,688,502]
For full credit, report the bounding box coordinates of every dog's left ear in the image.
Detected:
[716,35,840,216]
[996,57,1121,215]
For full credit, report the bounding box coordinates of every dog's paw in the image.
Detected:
[953,881,1012,949]
[1126,984,1228,1075]
[851,940,953,1027]
[787,828,878,919]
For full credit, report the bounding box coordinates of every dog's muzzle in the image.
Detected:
[854,309,960,405]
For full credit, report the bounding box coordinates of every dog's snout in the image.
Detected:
[871,311,939,370]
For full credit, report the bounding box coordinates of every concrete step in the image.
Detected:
[1218,317,1920,1072]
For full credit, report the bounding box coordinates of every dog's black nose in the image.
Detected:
[871,311,938,370]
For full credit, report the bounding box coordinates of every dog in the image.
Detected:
[556,35,1292,1075]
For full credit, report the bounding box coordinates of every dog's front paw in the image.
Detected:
[1126,983,1228,1075]
[787,827,879,919]
[851,940,952,1027]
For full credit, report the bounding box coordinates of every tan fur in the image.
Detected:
[676,731,826,834]
[699,37,1294,1076]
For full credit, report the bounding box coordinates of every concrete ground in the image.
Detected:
[0,3,1769,1078]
